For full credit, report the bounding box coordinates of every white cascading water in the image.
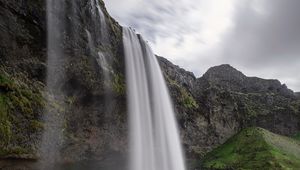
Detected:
[86,29,110,79]
[90,0,107,42]
[39,0,65,168]
[123,28,186,170]
[86,0,109,75]
[85,10,111,91]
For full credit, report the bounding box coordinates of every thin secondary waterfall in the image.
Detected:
[41,0,111,168]
[86,0,109,74]
[123,28,186,170]
[39,0,66,168]
[90,0,108,42]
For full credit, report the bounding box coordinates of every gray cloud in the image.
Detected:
[104,0,300,91]
[105,0,199,42]
[220,0,300,91]
[223,0,300,65]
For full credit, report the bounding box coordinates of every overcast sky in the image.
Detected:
[104,0,300,91]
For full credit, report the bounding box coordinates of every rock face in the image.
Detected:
[0,0,299,169]
[158,56,196,90]
[160,63,300,160]
[0,0,127,167]
[296,92,300,99]
[196,64,295,98]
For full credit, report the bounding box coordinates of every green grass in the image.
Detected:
[203,127,300,170]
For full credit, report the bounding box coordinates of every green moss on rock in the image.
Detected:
[0,69,45,157]
[167,76,198,109]
[112,73,126,95]
[0,146,31,158]
[0,95,12,146]
[182,90,198,109]
[203,127,300,170]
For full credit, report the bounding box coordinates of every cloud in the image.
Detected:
[222,0,300,66]
[104,0,300,91]
[219,0,300,91]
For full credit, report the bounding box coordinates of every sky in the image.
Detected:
[103,0,300,92]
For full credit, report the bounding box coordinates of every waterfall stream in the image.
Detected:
[41,0,185,169]
[123,28,186,170]
[40,0,110,169]
[90,0,108,43]
[39,0,66,169]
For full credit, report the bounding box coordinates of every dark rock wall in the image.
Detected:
[296,92,300,99]
[0,0,127,163]
[174,64,299,158]
[159,62,299,159]
[0,0,299,169]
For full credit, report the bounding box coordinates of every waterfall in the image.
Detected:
[90,0,108,42]
[39,0,66,169]
[40,0,110,167]
[123,28,186,170]
[86,0,109,75]
[85,29,110,77]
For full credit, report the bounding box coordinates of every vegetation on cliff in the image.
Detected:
[166,76,198,109]
[203,127,300,170]
[0,68,45,158]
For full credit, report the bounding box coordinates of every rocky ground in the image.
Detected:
[0,0,299,169]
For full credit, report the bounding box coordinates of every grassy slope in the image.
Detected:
[203,127,300,170]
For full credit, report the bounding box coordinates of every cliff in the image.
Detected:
[0,0,299,169]
[159,62,300,159]
[0,0,127,165]
[296,92,300,99]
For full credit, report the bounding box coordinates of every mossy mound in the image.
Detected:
[203,127,300,170]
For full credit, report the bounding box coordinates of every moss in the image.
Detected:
[166,76,198,109]
[29,120,44,131]
[3,79,44,118]
[182,91,199,109]
[112,73,126,95]
[244,103,259,117]
[0,81,12,146]
[234,92,283,119]
[203,127,300,170]
[0,70,45,156]
[0,146,30,157]
[66,96,77,105]
[49,99,65,113]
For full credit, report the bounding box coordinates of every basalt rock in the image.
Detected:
[159,62,299,161]
[0,0,299,169]
[296,92,300,99]
[0,0,127,168]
